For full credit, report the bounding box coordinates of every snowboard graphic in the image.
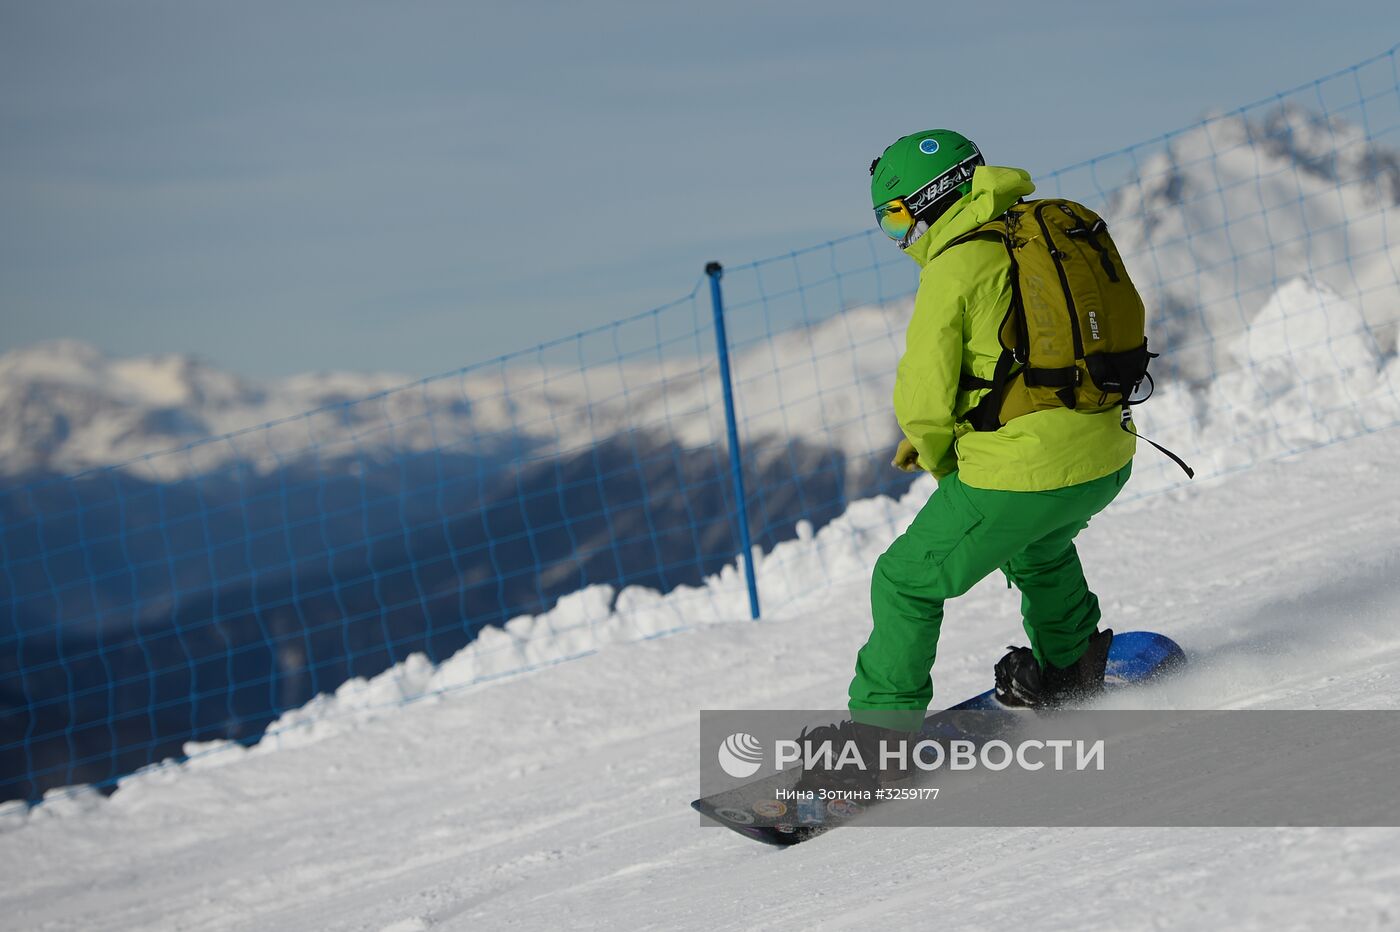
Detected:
[692,630,1186,846]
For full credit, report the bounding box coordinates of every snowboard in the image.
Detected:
[692,630,1186,847]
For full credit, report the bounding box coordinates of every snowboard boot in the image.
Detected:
[994,628,1114,709]
[792,719,917,794]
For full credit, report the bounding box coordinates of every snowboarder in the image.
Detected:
[813,131,1139,771]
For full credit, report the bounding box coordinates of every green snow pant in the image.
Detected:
[849,462,1131,728]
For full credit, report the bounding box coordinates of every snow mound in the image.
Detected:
[1128,277,1400,486]
[1230,276,1382,393]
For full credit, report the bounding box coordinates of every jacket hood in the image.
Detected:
[902,165,1036,267]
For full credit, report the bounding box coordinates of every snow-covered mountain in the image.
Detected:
[0,339,487,479]
[0,297,914,484]
[1106,104,1400,381]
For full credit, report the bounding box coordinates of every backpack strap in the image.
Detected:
[1113,368,1195,478]
[1120,404,1195,479]
[1022,366,1080,410]
[947,207,1044,433]
[946,217,1017,432]
[1064,216,1121,282]
[966,350,1017,432]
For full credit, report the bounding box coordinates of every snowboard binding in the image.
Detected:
[791,719,916,794]
[994,628,1114,709]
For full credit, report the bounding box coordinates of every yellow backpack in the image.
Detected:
[953,198,1193,476]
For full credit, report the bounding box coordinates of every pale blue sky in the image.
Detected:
[2,1,1396,377]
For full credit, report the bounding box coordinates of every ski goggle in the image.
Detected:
[874,198,916,243]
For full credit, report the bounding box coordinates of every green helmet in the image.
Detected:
[869,129,984,227]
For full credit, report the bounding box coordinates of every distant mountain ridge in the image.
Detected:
[0,297,914,485]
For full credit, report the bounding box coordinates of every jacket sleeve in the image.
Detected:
[893,268,963,477]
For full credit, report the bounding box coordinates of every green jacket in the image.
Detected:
[895,165,1136,492]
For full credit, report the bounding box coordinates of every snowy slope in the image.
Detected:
[1130,275,1400,493]
[2,419,1399,930]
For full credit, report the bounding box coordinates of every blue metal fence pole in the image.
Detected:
[705,261,761,620]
